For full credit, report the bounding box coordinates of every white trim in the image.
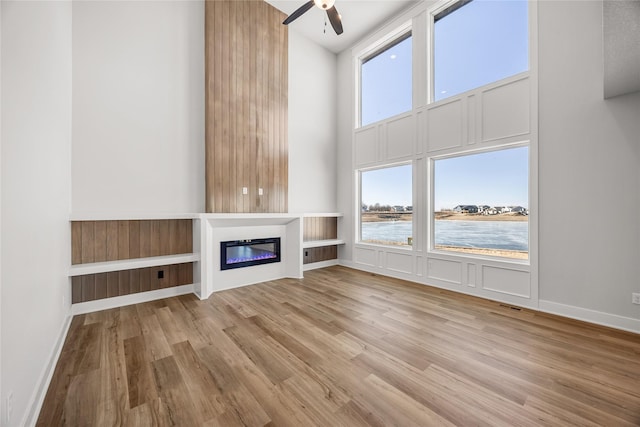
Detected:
[68,253,200,276]
[23,314,73,427]
[71,284,195,315]
[303,259,339,271]
[301,213,343,218]
[539,300,640,335]
[70,213,198,221]
[302,239,345,249]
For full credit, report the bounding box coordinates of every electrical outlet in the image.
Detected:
[258,188,263,196]
[6,390,13,423]
[242,187,248,195]
[157,270,164,279]
[632,293,640,305]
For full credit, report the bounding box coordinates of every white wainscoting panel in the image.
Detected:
[386,114,415,161]
[386,251,413,275]
[354,246,377,267]
[354,126,379,166]
[427,258,462,285]
[467,94,477,145]
[481,77,530,142]
[426,99,463,152]
[415,255,423,277]
[481,265,530,298]
[467,263,476,287]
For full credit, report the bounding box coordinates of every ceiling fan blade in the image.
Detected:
[326,6,343,35]
[283,0,315,25]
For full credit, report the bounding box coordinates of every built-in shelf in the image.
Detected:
[69,253,200,277]
[302,239,345,249]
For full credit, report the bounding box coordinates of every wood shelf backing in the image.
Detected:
[72,219,193,265]
[71,262,194,304]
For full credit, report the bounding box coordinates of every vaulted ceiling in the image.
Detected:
[266,0,418,53]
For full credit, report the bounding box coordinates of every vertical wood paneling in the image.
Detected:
[129,220,140,259]
[139,220,151,258]
[106,221,118,261]
[81,222,95,263]
[71,222,83,265]
[71,220,193,264]
[303,246,338,265]
[94,221,107,262]
[205,0,288,213]
[303,217,338,242]
[71,263,194,303]
[118,221,130,260]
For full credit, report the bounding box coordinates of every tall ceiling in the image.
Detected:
[265,0,418,53]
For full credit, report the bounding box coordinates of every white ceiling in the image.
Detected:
[266,0,418,53]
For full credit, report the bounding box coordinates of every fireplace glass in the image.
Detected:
[220,237,281,270]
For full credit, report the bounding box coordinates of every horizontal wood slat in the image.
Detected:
[303,246,338,265]
[303,217,338,242]
[71,263,194,303]
[71,220,193,265]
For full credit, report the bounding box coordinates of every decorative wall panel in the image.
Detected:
[71,220,193,264]
[205,0,288,213]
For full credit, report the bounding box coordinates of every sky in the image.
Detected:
[361,164,412,207]
[434,146,529,210]
[360,0,529,210]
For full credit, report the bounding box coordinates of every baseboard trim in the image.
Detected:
[303,259,339,271]
[24,313,73,427]
[340,260,640,335]
[71,284,195,315]
[538,300,640,334]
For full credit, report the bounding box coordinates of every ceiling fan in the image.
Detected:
[282,0,344,35]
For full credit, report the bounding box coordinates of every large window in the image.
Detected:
[360,33,412,127]
[360,164,413,246]
[433,146,529,259]
[432,0,528,102]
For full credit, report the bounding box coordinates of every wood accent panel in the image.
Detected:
[71,220,192,265]
[205,0,288,213]
[40,266,640,426]
[303,246,338,265]
[303,217,338,242]
[71,263,194,303]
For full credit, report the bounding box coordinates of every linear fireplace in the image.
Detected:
[220,237,281,271]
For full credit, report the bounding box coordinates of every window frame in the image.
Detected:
[357,161,414,249]
[428,142,531,264]
[356,22,413,128]
[427,0,530,104]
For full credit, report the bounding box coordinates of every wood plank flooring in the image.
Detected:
[38,266,640,426]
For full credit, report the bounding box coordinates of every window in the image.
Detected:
[360,164,412,246]
[432,0,528,102]
[433,146,528,259]
[360,33,412,127]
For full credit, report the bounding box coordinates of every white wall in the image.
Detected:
[538,0,640,321]
[72,0,205,215]
[1,2,72,425]
[288,30,338,213]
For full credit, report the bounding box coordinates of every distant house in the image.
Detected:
[453,205,478,213]
[510,206,528,215]
[477,205,491,213]
[392,205,405,212]
[405,206,413,212]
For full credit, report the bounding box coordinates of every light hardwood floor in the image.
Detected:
[38,266,640,426]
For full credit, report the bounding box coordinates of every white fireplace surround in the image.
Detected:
[195,214,303,299]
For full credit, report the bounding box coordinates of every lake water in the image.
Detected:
[362,220,528,251]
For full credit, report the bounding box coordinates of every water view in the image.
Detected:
[361,220,528,255]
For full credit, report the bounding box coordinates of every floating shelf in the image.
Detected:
[302,239,345,249]
[69,253,200,277]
